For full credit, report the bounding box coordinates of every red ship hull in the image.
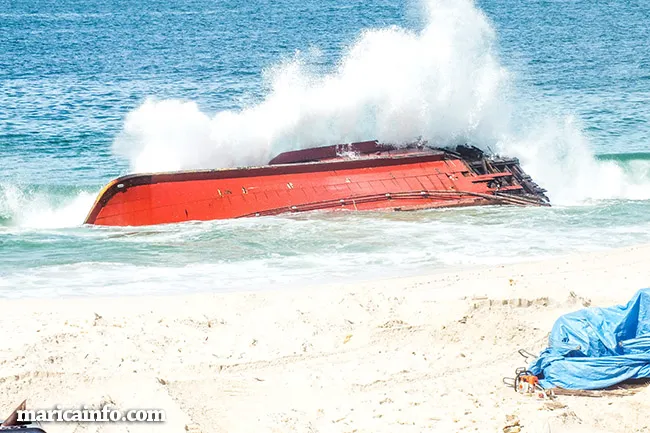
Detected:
[85,141,548,226]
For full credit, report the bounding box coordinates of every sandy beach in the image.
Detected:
[1,244,649,433]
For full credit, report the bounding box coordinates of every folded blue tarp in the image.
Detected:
[530,288,650,390]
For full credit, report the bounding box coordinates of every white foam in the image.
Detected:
[113,0,650,204]
[114,0,508,170]
[0,183,96,229]
[498,116,650,204]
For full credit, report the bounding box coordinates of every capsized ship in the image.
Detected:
[85,140,549,226]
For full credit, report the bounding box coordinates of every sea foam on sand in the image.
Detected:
[1,245,649,433]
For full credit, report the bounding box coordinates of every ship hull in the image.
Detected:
[85,143,548,226]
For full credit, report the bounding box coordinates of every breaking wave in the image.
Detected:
[113,0,650,205]
[597,152,650,162]
[498,116,650,204]
[0,183,96,229]
[114,0,508,169]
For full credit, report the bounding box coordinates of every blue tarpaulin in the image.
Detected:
[530,288,650,390]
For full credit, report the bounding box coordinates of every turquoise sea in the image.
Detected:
[1,0,649,297]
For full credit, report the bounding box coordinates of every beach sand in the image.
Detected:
[1,244,649,433]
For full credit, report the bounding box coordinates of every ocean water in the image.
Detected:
[1,0,649,298]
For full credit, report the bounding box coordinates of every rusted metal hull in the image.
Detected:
[85,142,549,226]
